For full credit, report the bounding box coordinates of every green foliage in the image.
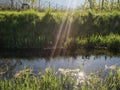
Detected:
[0,10,120,50]
[65,34,120,51]
[0,10,58,48]
[80,0,120,12]
[0,68,120,90]
[72,11,120,37]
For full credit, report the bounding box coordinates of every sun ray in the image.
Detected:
[51,0,78,57]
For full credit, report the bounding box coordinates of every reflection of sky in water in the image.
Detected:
[0,55,119,75]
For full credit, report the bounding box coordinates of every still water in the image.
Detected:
[0,52,120,75]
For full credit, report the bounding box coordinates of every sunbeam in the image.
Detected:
[51,0,78,57]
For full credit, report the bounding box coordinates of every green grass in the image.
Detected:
[0,67,120,90]
[65,34,120,51]
[0,10,120,50]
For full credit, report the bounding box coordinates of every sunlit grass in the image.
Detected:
[0,67,120,90]
[65,34,120,51]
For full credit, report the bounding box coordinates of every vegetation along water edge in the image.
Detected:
[0,10,120,52]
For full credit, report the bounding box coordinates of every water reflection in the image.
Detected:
[58,68,85,85]
[0,59,22,78]
[0,54,119,77]
[0,48,119,58]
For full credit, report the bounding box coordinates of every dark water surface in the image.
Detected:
[0,49,120,76]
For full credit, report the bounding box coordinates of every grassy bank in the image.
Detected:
[0,68,120,90]
[0,10,120,50]
[65,34,120,51]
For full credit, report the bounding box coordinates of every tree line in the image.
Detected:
[86,0,120,11]
[1,0,120,11]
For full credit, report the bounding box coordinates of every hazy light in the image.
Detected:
[51,0,78,57]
